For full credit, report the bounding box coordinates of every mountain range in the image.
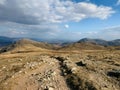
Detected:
[0,36,16,47]
[0,36,120,47]
[78,38,120,46]
[0,36,120,53]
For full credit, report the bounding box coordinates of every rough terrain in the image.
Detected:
[0,50,120,90]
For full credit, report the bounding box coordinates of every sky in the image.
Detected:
[0,0,120,41]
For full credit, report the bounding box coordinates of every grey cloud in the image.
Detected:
[0,0,117,40]
[1,23,120,40]
[0,0,40,24]
[60,27,120,40]
[0,0,115,25]
[0,22,60,39]
[85,26,120,40]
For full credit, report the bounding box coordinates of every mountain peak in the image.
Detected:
[78,38,95,43]
[0,38,54,53]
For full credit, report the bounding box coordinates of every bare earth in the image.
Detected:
[0,50,120,90]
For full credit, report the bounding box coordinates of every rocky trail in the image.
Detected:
[56,56,120,90]
[0,51,120,90]
[0,55,70,90]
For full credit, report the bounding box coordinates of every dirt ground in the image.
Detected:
[0,50,120,90]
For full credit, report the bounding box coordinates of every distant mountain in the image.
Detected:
[78,38,120,46]
[108,39,120,46]
[0,36,16,47]
[0,36,120,52]
[14,39,54,49]
[0,39,54,53]
[30,38,74,46]
[60,42,105,51]
[59,38,120,51]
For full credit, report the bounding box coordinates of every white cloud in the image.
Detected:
[61,26,120,40]
[0,0,117,40]
[88,26,120,40]
[0,0,115,24]
[85,32,98,34]
[0,0,6,5]
[117,0,120,5]
[9,29,27,35]
[64,24,69,29]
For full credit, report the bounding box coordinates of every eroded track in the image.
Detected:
[0,55,70,90]
[0,50,120,90]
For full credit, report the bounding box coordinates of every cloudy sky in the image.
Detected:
[0,0,120,40]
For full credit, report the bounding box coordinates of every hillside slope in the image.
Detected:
[0,39,54,53]
[60,42,105,51]
[78,38,120,46]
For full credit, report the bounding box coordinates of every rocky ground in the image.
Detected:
[0,50,120,90]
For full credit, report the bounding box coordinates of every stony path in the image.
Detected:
[0,55,70,90]
[0,51,120,90]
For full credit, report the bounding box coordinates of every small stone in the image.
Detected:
[12,75,15,78]
[30,66,34,70]
[48,87,54,90]
[52,71,56,76]
[23,71,27,74]
[71,67,77,73]
[2,66,6,69]
[4,82,8,85]
[45,86,54,90]
[19,59,22,61]
[63,72,67,76]
[18,70,22,73]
